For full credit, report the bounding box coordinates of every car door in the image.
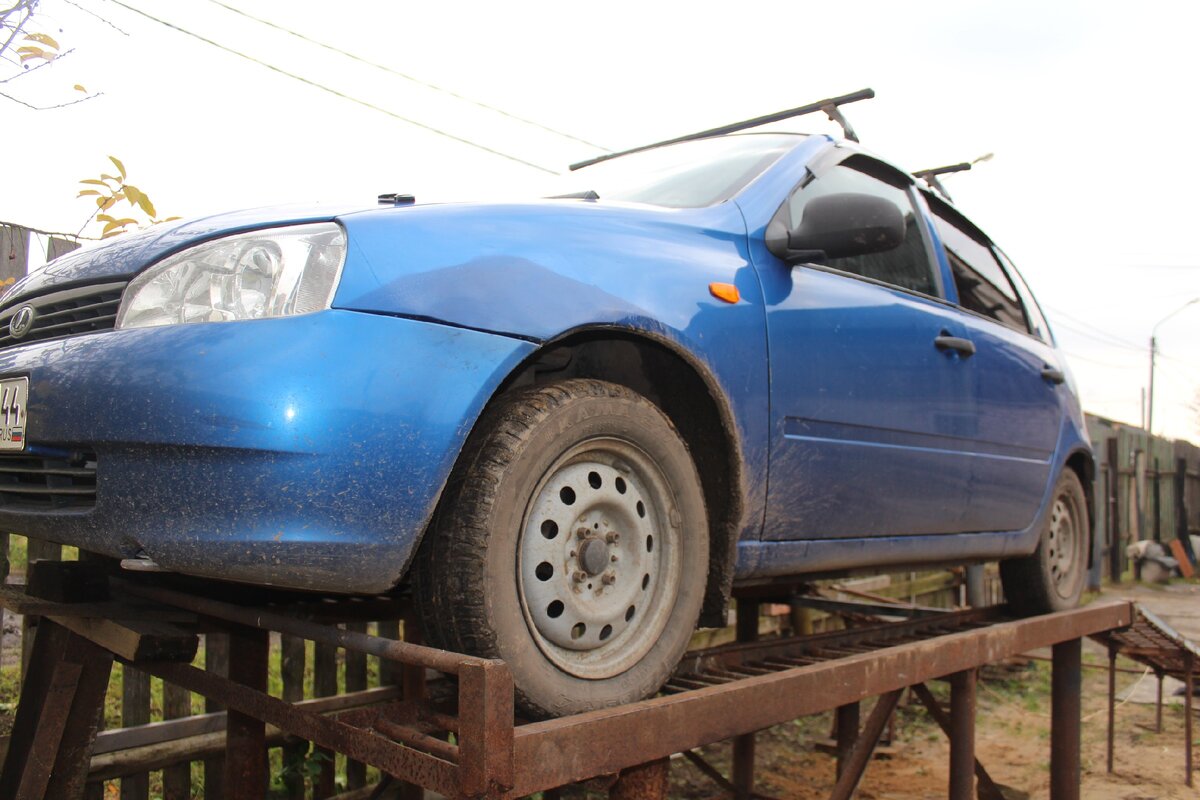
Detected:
[756,153,979,541]
[926,193,1063,532]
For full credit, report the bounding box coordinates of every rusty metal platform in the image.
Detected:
[0,563,1134,800]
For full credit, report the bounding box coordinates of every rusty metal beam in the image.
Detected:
[733,600,759,800]
[507,603,1131,797]
[1051,639,1082,800]
[142,660,461,797]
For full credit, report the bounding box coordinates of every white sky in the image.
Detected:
[3,0,1198,440]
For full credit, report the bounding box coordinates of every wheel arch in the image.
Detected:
[462,327,746,628]
[1064,448,1096,569]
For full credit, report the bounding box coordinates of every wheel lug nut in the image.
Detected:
[611,555,618,562]
[572,570,588,583]
[576,527,589,539]
[605,532,620,544]
[601,573,616,585]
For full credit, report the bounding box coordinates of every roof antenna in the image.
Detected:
[913,153,993,202]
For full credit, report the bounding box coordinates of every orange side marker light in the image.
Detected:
[709,282,740,304]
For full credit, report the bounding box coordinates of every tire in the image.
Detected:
[999,469,1088,615]
[413,378,709,718]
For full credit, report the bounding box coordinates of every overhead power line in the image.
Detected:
[205,0,609,153]
[105,0,559,174]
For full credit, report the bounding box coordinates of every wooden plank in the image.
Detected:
[204,632,229,800]
[280,633,307,800]
[120,666,151,800]
[0,224,30,287]
[44,634,115,800]
[1170,539,1195,578]
[162,680,192,800]
[0,621,71,799]
[314,637,339,797]
[22,543,63,676]
[26,559,110,603]
[345,621,368,790]
[51,614,198,662]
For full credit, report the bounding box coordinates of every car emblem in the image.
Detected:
[8,305,36,339]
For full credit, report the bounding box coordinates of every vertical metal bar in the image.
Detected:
[909,683,1005,800]
[399,612,425,800]
[1108,437,1122,582]
[1156,671,1164,734]
[224,624,269,800]
[732,599,759,800]
[964,565,986,608]
[344,621,368,790]
[835,703,860,780]
[1051,638,1082,800]
[1186,651,1195,788]
[457,660,515,798]
[1107,645,1117,773]
[948,670,976,800]
[609,758,669,800]
[828,690,902,800]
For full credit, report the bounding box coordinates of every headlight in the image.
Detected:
[116,222,346,329]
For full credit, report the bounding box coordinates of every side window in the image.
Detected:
[928,195,1029,334]
[786,156,936,296]
[994,248,1052,342]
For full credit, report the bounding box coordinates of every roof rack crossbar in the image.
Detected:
[569,88,875,171]
[914,163,973,203]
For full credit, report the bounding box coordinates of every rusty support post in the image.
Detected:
[835,702,860,779]
[1107,644,1117,773]
[828,689,902,800]
[909,683,1004,800]
[399,612,426,800]
[1051,638,1082,800]
[1186,651,1195,788]
[457,660,515,798]
[732,599,759,800]
[948,670,976,800]
[609,758,669,800]
[225,624,269,800]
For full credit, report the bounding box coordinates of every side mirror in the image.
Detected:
[776,192,906,263]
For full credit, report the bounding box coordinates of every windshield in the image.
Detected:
[551,133,803,208]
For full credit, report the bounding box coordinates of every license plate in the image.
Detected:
[0,377,28,451]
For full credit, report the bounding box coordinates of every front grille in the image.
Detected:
[0,281,127,350]
[0,451,97,510]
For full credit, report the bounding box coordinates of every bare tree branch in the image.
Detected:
[0,85,101,108]
[0,44,71,82]
[59,0,128,35]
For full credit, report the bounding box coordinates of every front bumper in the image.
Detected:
[0,309,534,593]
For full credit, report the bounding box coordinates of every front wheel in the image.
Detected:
[999,469,1088,615]
[413,379,709,718]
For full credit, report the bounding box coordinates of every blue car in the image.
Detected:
[0,116,1090,717]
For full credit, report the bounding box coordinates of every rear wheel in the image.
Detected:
[1000,469,1088,615]
[414,379,708,718]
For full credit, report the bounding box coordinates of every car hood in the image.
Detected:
[3,202,374,303]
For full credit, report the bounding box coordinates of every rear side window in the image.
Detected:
[787,157,936,296]
[928,196,1028,334]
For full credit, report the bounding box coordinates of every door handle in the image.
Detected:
[934,335,976,357]
[1041,365,1065,384]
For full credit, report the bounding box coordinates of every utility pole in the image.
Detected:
[1147,297,1199,435]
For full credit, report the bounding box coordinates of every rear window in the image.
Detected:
[552,134,801,208]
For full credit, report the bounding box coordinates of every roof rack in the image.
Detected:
[569,88,875,171]
[914,154,993,202]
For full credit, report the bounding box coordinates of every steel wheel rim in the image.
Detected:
[1046,493,1081,598]
[517,437,682,680]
